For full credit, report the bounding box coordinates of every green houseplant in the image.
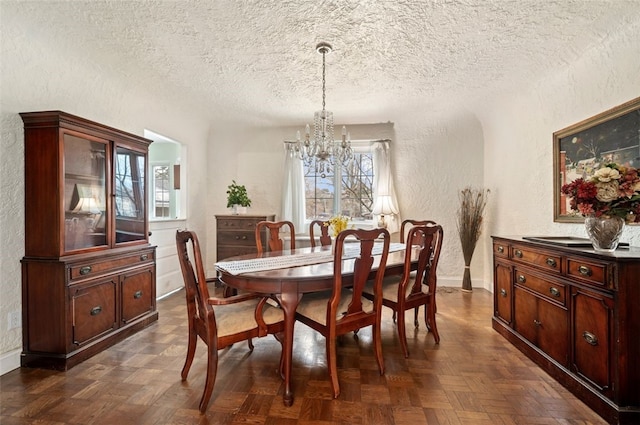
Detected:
[226,180,252,211]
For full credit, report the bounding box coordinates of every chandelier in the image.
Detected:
[293,42,353,177]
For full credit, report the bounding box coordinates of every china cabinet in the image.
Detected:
[20,111,158,370]
[492,236,640,424]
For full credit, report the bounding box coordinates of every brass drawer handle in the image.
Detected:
[497,246,504,253]
[140,254,148,261]
[583,331,598,346]
[80,266,92,275]
[234,235,248,240]
[90,306,102,316]
[500,288,507,297]
[134,290,143,299]
[533,319,542,327]
[549,287,561,297]
[578,265,592,276]
[517,275,526,283]
[546,258,557,267]
[514,249,523,258]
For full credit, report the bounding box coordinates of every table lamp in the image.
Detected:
[372,195,398,228]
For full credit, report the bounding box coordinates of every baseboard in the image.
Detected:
[0,348,21,376]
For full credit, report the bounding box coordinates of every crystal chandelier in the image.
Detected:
[293,42,353,178]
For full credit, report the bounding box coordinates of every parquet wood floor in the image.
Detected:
[1,287,607,424]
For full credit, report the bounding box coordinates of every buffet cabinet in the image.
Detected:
[492,236,640,424]
[215,214,275,261]
[20,111,158,370]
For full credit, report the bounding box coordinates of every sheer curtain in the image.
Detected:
[372,139,400,234]
[281,142,306,232]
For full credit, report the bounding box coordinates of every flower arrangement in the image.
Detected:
[560,163,640,222]
[324,215,351,237]
[226,180,252,208]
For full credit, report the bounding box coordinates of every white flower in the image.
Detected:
[592,167,621,182]
[595,181,620,203]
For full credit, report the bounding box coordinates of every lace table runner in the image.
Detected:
[216,242,406,275]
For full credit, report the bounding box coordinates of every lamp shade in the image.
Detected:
[372,195,398,215]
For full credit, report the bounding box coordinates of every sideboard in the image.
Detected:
[491,236,640,425]
[215,214,275,261]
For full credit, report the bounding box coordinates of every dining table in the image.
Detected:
[215,242,415,406]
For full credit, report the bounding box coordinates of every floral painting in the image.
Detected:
[554,97,640,222]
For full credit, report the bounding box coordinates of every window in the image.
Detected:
[152,164,170,218]
[145,130,185,220]
[304,146,374,221]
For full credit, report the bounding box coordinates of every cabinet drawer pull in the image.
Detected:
[80,266,92,275]
[533,319,542,327]
[514,249,523,258]
[140,254,148,261]
[546,258,557,267]
[497,246,504,253]
[583,331,598,346]
[578,265,592,276]
[517,275,526,283]
[90,306,102,316]
[549,287,561,297]
[133,290,143,299]
[500,288,507,297]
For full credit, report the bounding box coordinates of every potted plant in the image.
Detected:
[226,180,251,214]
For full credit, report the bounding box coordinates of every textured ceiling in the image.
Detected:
[6,0,640,126]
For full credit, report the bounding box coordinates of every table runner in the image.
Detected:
[216,242,406,275]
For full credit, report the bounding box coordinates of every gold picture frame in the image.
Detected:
[553,97,640,223]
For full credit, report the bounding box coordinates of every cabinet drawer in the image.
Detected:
[71,278,117,346]
[70,250,154,280]
[493,242,508,258]
[566,257,610,288]
[514,267,566,306]
[217,217,263,230]
[510,245,561,273]
[217,246,258,261]
[121,266,155,324]
[217,231,256,246]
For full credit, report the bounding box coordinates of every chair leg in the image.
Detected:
[247,338,254,351]
[427,304,440,344]
[326,336,340,398]
[414,307,419,328]
[199,344,219,413]
[373,321,385,376]
[392,310,397,323]
[397,310,410,358]
[181,327,197,380]
[274,331,285,380]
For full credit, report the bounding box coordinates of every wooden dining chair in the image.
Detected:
[362,224,443,357]
[400,219,437,243]
[295,228,391,398]
[309,219,331,248]
[255,220,296,254]
[176,230,285,413]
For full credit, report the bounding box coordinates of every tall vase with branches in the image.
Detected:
[456,187,490,292]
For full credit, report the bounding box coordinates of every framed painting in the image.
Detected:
[553,96,640,223]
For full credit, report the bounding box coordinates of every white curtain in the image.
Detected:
[372,140,401,234]
[281,142,306,232]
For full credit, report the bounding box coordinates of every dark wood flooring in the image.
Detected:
[1,286,607,424]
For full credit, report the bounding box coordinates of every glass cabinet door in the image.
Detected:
[114,146,147,244]
[64,133,108,252]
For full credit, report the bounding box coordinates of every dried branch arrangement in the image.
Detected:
[456,187,490,291]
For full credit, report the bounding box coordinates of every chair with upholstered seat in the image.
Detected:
[309,219,331,248]
[176,230,285,413]
[400,219,437,243]
[255,220,296,254]
[295,228,391,398]
[362,224,443,357]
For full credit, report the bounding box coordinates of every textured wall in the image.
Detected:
[480,20,640,286]
[0,15,212,370]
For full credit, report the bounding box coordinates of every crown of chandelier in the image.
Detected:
[293,42,353,177]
